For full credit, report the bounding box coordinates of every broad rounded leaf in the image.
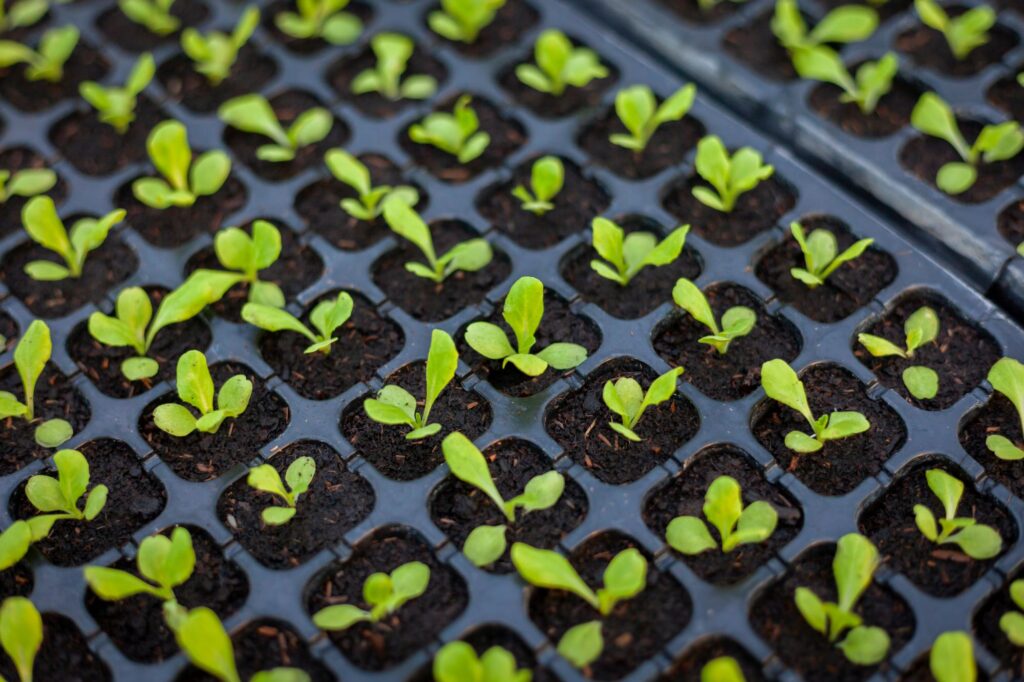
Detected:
[463,524,507,567]
[666,516,717,555]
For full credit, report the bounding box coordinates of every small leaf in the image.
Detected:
[34,418,72,448]
[666,516,717,555]
[313,604,370,631]
[838,625,890,666]
[557,620,603,668]
[463,525,507,567]
[930,631,976,682]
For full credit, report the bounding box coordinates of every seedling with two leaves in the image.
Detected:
[352,33,437,101]
[857,305,940,400]
[429,0,505,44]
[181,7,259,85]
[153,350,252,437]
[383,200,492,283]
[24,448,108,540]
[691,136,774,213]
[986,357,1024,461]
[325,148,418,222]
[0,597,42,682]
[515,29,608,96]
[442,432,564,567]
[671,278,756,355]
[274,0,363,46]
[1000,579,1024,646]
[929,631,977,682]
[218,94,333,163]
[20,196,125,282]
[432,640,531,682]
[589,218,690,286]
[0,166,55,204]
[0,0,48,33]
[666,475,778,555]
[913,468,1002,560]
[212,220,284,307]
[792,49,898,115]
[0,24,78,82]
[772,0,878,53]
[789,221,873,289]
[79,52,155,133]
[312,561,430,631]
[0,320,73,447]
[609,83,696,153]
[247,456,316,526]
[119,0,181,36]
[409,95,490,164]
[242,291,353,355]
[602,367,683,442]
[133,120,231,209]
[512,155,563,216]
[915,0,994,60]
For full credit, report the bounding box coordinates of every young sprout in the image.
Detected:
[25,449,108,540]
[0,24,78,82]
[602,367,683,442]
[910,92,1023,195]
[408,95,490,164]
[465,276,588,377]
[701,657,746,682]
[274,0,363,46]
[429,0,505,44]
[0,597,42,682]
[241,291,353,355]
[514,29,608,96]
[442,432,564,567]
[691,136,774,213]
[929,631,976,682]
[312,561,430,630]
[0,166,56,204]
[218,94,333,163]
[857,306,940,400]
[915,0,993,60]
[671,278,756,355]
[383,199,492,283]
[792,49,898,115]
[609,84,696,153]
[119,0,181,36]
[666,475,779,555]
[352,32,438,101]
[181,6,259,85]
[589,217,690,286]
[760,358,870,453]
[794,533,890,665]
[21,196,125,281]
[0,320,73,447]
[985,357,1024,461]
[213,220,284,307]
[79,53,155,134]
[133,120,232,209]
[324,148,418,222]
[246,457,316,525]
[511,543,647,668]
[789,221,873,289]
[0,0,48,33]
[153,350,253,437]
[433,640,531,682]
[1000,579,1024,646]
[772,0,878,52]
[914,468,1002,559]
[511,155,563,216]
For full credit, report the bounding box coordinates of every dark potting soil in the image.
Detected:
[408,624,559,682]
[663,175,797,247]
[497,39,618,118]
[657,636,767,682]
[476,156,611,249]
[0,613,110,682]
[399,95,527,183]
[97,0,209,53]
[749,543,915,682]
[0,146,67,239]
[425,0,540,57]
[859,456,1015,597]
[853,290,1000,410]
[428,438,588,573]
[217,440,375,569]
[8,438,166,566]
[459,289,602,398]
[0,312,15,349]
[544,357,699,485]
[223,89,350,182]
[157,44,279,114]
[527,531,692,680]
[656,0,743,24]
[997,197,1024,249]
[642,445,803,585]
[49,96,166,176]
[256,290,405,401]
[118,176,248,248]
[959,393,1024,499]
[371,219,512,322]
[578,104,705,180]
[0,42,108,112]
[754,215,897,323]
[974,569,1024,677]
[85,525,249,663]
[560,216,702,320]
[896,7,1018,78]
[652,282,802,401]
[722,10,796,82]
[0,559,32,601]
[262,0,374,55]
[815,0,912,20]
[0,364,91,476]
[341,360,492,480]
[328,42,448,118]
[808,76,918,139]
[987,68,1024,120]
[306,525,469,671]
[751,362,906,496]
[139,362,290,481]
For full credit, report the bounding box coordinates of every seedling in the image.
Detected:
[241,291,353,355]
[0,24,78,82]
[666,475,778,555]
[691,136,774,213]
[119,0,181,36]
[465,276,588,377]
[914,468,1002,559]
[246,457,316,525]
[218,94,333,163]
[511,543,647,668]
[0,320,73,447]
[794,533,890,665]
[910,92,1024,195]
[21,196,125,281]
[0,167,56,204]
[986,357,1024,461]
[153,350,252,437]
[79,53,155,133]
[324,148,418,221]
[312,561,430,630]
[671,278,756,354]
[915,0,994,60]
[857,306,940,400]
[0,597,42,682]
[602,367,683,442]
[760,358,870,453]
[351,32,437,101]
[0,0,48,33]
[382,200,493,283]
[511,155,563,216]
[213,220,284,307]
[181,6,259,85]
[133,120,232,209]
[514,29,608,96]
[792,48,897,115]
[772,0,878,52]
[442,432,564,567]
[609,83,696,152]
[1000,579,1024,646]
[589,218,689,286]
[701,657,746,682]
[408,95,490,164]
[789,221,873,289]
[0,522,32,572]
[433,641,531,682]
[428,0,505,43]
[274,0,363,46]
[364,330,458,440]
[25,448,108,540]
[929,631,976,682]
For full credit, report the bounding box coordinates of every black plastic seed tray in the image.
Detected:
[4,0,1024,680]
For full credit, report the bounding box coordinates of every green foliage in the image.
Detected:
[313,561,431,630]
[79,53,155,134]
[0,0,49,33]
[432,641,531,682]
[325,148,418,221]
[84,527,195,611]
[929,631,976,682]
[213,220,284,307]
[913,468,1002,559]
[671,278,756,354]
[382,200,492,283]
[0,597,42,682]
[760,358,870,453]
[589,218,689,286]
[0,320,72,448]
[1000,579,1024,646]
[0,24,78,82]
[408,95,490,164]
[666,475,778,555]
[511,156,563,216]
[465,276,588,377]
[602,367,683,442]
[25,449,108,541]
[352,32,437,101]
[0,522,32,572]
[153,350,252,437]
[986,357,1024,461]
[21,196,125,281]
[911,92,1024,195]
[915,0,993,60]
[701,656,746,682]
[241,291,353,355]
[247,457,316,526]
[789,221,873,289]
[0,167,55,204]
[772,0,878,51]
[275,0,362,45]
[514,29,608,96]
[133,120,232,209]
[792,49,897,115]
[218,94,333,163]
[794,533,890,665]
[181,6,259,85]
[691,135,774,213]
[857,306,940,400]
[429,0,505,44]
[120,0,180,36]
[609,84,696,152]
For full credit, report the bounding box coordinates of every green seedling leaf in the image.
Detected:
[0,24,78,82]
[793,47,897,115]
[428,0,506,43]
[79,52,155,133]
[672,277,756,354]
[24,449,108,541]
[510,543,599,609]
[119,0,181,36]
[590,218,689,286]
[0,596,42,682]
[838,626,890,666]
[242,291,353,355]
[325,148,418,221]
[153,350,252,437]
[0,522,32,572]
[1000,579,1024,646]
[789,222,873,289]
[511,155,563,216]
[610,83,696,152]
[666,475,777,555]
[915,0,993,60]
[602,367,683,441]
[134,120,231,209]
[557,620,603,669]
[352,32,437,101]
[0,0,49,33]
[181,6,259,85]
[22,196,125,281]
[246,456,316,526]
[463,525,507,568]
[701,656,746,682]
[433,641,531,682]
[929,631,977,682]
[85,526,195,604]
[214,220,284,306]
[383,200,492,283]
[915,468,1002,559]
[691,135,773,213]
[275,0,363,45]
[219,94,332,164]
[313,561,430,630]
[175,606,241,682]
[986,357,1024,461]
[0,166,57,204]
[515,29,608,96]
[773,0,878,51]
[1,321,71,447]
[408,94,490,163]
